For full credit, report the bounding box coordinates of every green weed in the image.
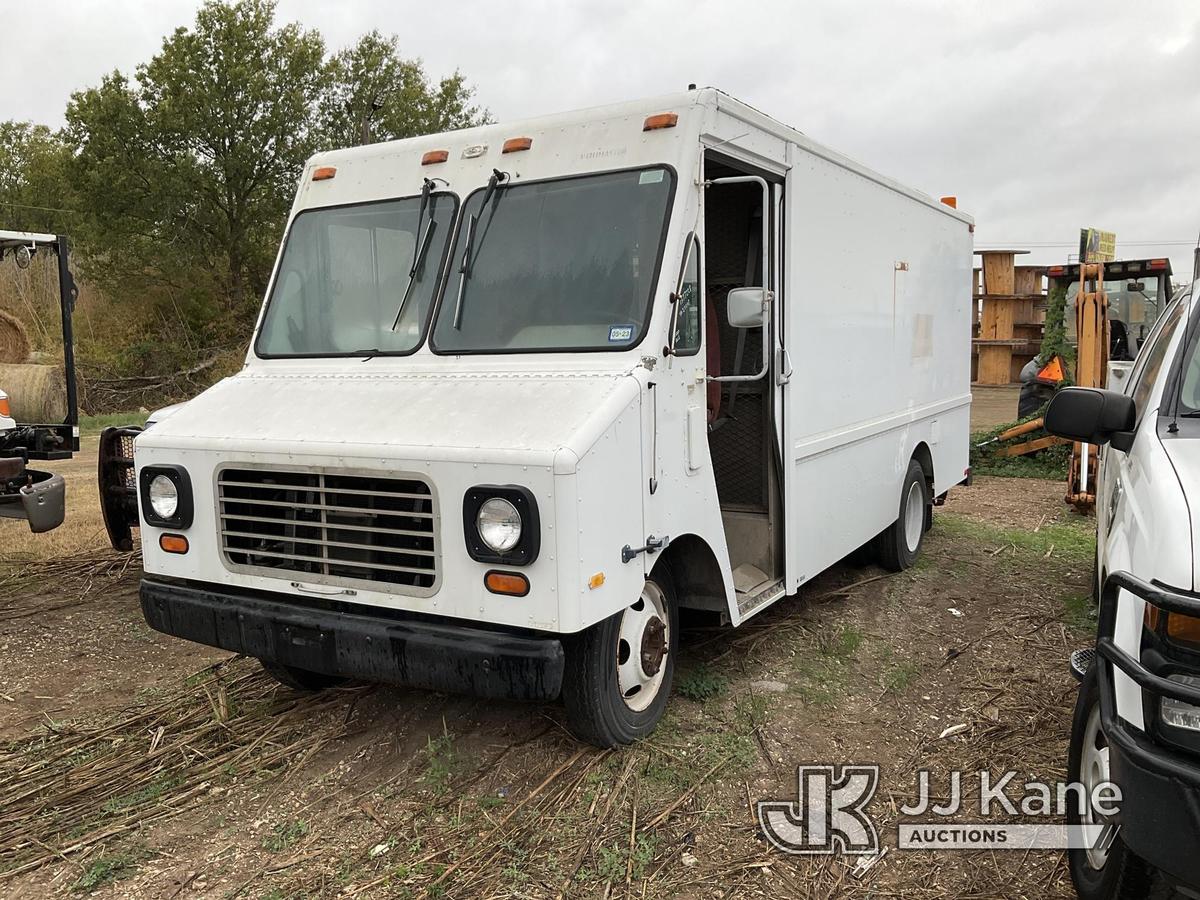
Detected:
[74,852,138,893]
[262,820,308,852]
[676,663,727,701]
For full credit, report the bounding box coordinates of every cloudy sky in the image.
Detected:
[3,0,1199,278]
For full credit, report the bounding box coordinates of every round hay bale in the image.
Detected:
[0,310,30,364]
[0,363,67,423]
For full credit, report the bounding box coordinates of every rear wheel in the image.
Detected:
[562,572,678,747]
[878,459,930,572]
[260,660,345,692]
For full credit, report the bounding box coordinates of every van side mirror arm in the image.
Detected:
[706,174,772,383]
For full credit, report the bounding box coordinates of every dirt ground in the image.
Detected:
[969,385,1021,433]
[0,442,1095,898]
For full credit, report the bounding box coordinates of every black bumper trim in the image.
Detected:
[1095,571,1200,886]
[140,577,564,702]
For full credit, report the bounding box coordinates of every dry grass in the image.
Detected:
[0,656,353,885]
[0,477,1085,898]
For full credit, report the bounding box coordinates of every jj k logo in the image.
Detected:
[757,765,880,855]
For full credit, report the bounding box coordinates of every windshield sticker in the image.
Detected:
[638,170,664,185]
[608,325,635,343]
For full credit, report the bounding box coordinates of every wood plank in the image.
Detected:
[994,435,1067,458]
[981,252,1016,295]
[977,345,1012,384]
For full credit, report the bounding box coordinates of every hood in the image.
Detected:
[1161,436,1200,591]
[138,368,641,472]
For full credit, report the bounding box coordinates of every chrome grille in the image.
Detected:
[218,467,437,593]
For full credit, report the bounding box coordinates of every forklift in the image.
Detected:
[0,230,80,532]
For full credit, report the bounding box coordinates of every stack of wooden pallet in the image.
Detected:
[972,249,1046,384]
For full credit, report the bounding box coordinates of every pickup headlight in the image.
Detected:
[139,465,193,529]
[463,485,539,565]
[1161,674,1200,731]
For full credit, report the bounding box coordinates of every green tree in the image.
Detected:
[0,122,72,233]
[318,30,486,148]
[65,0,325,321]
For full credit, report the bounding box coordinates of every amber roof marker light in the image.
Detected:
[422,150,450,165]
[643,113,678,131]
[311,166,337,181]
[502,137,533,153]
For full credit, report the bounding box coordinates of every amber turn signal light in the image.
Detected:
[485,571,530,597]
[421,150,450,165]
[0,395,9,417]
[311,166,337,181]
[160,533,189,554]
[502,137,533,153]
[643,113,678,131]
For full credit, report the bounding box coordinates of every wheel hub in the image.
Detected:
[640,616,666,676]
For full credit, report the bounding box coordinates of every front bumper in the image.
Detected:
[1095,571,1200,887]
[141,577,565,701]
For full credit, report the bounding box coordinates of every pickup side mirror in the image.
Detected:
[727,287,765,328]
[1044,387,1137,452]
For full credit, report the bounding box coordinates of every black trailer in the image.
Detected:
[0,230,80,532]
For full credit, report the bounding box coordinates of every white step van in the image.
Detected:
[101,89,972,746]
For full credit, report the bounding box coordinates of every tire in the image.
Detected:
[260,660,345,692]
[877,459,930,572]
[1067,666,1167,899]
[562,571,678,747]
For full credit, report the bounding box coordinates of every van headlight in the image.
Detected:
[477,498,521,552]
[1161,674,1200,731]
[463,485,540,565]
[148,475,179,519]
[139,465,194,529]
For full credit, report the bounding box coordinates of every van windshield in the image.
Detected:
[256,192,457,357]
[431,167,674,353]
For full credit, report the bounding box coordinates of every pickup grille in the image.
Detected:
[218,467,438,593]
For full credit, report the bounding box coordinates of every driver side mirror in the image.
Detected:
[727,287,766,328]
[1045,387,1136,452]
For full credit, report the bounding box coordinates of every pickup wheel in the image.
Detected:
[260,660,345,692]
[878,459,930,572]
[562,573,678,747]
[1067,665,1162,899]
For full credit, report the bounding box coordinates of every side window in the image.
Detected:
[1129,300,1184,417]
[671,235,701,355]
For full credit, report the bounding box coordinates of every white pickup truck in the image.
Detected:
[1046,281,1200,898]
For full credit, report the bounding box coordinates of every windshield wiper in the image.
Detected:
[391,178,440,331]
[452,168,509,330]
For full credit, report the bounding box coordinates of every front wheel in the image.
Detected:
[1067,666,1159,898]
[562,573,678,747]
[878,459,930,571]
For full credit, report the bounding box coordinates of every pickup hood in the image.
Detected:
[138,368,641,472]
[1162,437,1200,590]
